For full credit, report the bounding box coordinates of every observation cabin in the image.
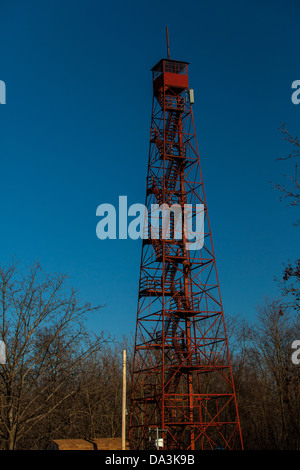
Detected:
[151,59,189,98]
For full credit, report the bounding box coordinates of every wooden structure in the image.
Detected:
[47,438,129,450]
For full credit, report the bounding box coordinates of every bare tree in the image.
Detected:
[274,124,300,318]
[237,300,300,449]
[73,336,134,441]
[275,123,300,221]
[0,261,107,450]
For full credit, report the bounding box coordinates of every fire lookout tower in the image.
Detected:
[129,51,243,451]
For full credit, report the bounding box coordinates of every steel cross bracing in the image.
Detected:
[129,59,243,451]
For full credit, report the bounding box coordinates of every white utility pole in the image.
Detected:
[122,350,126,450]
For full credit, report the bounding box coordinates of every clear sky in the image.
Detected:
[0,0,299,340]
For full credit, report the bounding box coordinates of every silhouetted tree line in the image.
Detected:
[0,260,298,450]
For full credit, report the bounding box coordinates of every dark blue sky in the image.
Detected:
[0,0,299,339]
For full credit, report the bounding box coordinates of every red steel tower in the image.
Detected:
[129,50,243,450]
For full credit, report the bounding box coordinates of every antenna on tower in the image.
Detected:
[166,26,170,59]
